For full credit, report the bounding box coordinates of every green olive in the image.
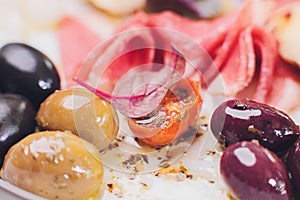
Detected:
[0,131,104,200]
[36,88,119,150]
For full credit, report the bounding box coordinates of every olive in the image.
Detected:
[221,141,292,200]
[0,43,61,110]
[287,138,300,199]
[210,98,299,156]
[36,88,119,150]
[0,94,36,168]
[0,131,104,200]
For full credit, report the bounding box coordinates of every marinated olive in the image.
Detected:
[0,94,36,168]
[210,98,299,156]
[221,141,292,200]
[0,131,104,200]
[128,79,202,147]
[0,43,61,110]
[36,88,119,150]
[287,138,300,199]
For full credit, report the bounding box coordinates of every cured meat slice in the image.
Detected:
[75,28,188,118]
[218,27,255,96]
[236,27,277,103]
[251,27,277,102]
[57,16,102,87]
[76,28,156,92]
[58,0,300,113]
[266,58,300,112]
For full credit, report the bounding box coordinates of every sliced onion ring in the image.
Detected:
[75,49,185,118]
[74,28,219,118]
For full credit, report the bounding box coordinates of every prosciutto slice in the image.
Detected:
[58,16,102,88]
[58,0,300,113]
[266,58,300,112]
[74,28,189,117]
[115,0,300,112]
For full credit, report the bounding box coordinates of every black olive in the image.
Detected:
[0,94,36,167]
[221,141,292,200]
[0,43,60,110]
[287,138,300,199]
[210,99,299,156]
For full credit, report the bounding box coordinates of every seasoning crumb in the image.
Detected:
[107,183,123,198]
[115,133,125,142]
[209,180,215,184]
[186,174,193,179]
[142,154,149,164]
[159,159,170,168]
[165,151,173,159]
[99,149,106,154]
[108,144,115,150]
[196,132,203,138]
[122,154,149,172]
[112,141,119,147]
[226,192,236,200]
[107,183,113,193]
[155,161,193,180]
[140,182,148,190]
[206,149,216,155]
[128,173,136,180]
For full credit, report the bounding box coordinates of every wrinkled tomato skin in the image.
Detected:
[128,79,202,147]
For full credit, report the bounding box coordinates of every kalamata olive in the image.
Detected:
[0,94,36,168]
[36,88,119,150]
[0,43,61,110]
[287,138,300,199]
[0,131,104,200]
[210,98,299,156]
[221,141,292,200]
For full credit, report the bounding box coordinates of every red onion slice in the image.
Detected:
[75,52,185,117]
[75,28,187,118]
[111,47,185,117]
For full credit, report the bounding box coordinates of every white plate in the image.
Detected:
[2,0,295,200]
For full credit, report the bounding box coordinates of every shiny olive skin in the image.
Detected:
[221,141,292,200]
[210,99,299,156]
[1,131,104,200]
[0,94,36,167]
[36,88,119,151]
[287,138,300,199]
[0,43,60,110]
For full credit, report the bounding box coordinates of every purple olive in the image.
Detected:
[210,99,299,156]
[221,141,292,200]
[287,138,300,199]
[145,0,220,19]
[0,43,60,110]
[0,94,36,168]
[145,0,200,19]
